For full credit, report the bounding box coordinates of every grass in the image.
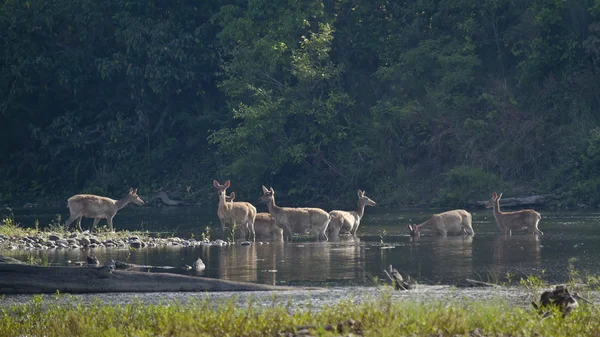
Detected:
[0,292,598,336]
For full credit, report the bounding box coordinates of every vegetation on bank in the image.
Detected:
[2,1,600,209]
[0,291,598,337]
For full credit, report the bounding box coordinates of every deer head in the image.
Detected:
[127,188,145,205]
[260,185,275,203]
[213,180,231,198]
[226,192,235,202]
[485,192,503,208]
[407,224,419,237]
[358,190,376,207]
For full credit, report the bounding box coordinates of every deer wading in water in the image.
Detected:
[407,210,474,237]
[213,180,256,240]
[328,190,376,237]
[260,186,330,241]
[485,192,542,235]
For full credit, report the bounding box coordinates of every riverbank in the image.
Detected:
[0,288,598,337]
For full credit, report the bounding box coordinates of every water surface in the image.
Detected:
[3,207,600,287]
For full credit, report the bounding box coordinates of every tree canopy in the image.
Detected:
[2,0,600,208]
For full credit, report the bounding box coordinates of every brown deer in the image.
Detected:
[260,186,331,241]
[213,180,257,241]
[227,192,283,239]
[407,210,474,237]
[328,190,376,237]
[485,192,543,235]
[64,188,145,232]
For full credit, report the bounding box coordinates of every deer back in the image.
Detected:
[275,207,329,233]
[496,209,540,230]
[328,210,357,235]
[254,213,283,237]
[68,194,118,218]
[220,201,257,224]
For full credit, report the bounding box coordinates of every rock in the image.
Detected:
[240,241,251,246]
[56,240,69,246]
[69,232,79,238]
[75,261,84,266]
[130,241,142,249]
[88,243,98,249]
[193,258,206,271]
[79,237,91,246]
[128,236,140,241]
[87,255,100,265]
[48,234,61,241]
[89,237,100,244]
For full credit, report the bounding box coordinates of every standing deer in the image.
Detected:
[260,186,331,241]
[227,192,283,239]
[328,190,376,237]
[213,180,257,241]
[64,188,145,232]
[407,210,474,237]
[485,192,543,235]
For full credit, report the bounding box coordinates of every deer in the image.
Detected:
[328,190,376,237]
[213,180,257,241]
[485,192,543,235]
[227,192,283,239]
[260,186,331,241]
[64,188,145,233]
[407,210,474,237]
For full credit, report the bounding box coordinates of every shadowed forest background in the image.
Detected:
[1,0,600,208]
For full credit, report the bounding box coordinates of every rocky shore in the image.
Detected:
[0,231,244,251]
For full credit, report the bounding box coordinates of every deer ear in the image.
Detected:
[213,180,220,188]
[262,185,269,193]
[230,192,235,199]
[129,187,134,194]
[357,190,363,197]
[224,180,231,188]
[498,193,503,200]
[270,187,274,193]
[492,192,497,199]
[407,224,413,231]
[133,188,138,194]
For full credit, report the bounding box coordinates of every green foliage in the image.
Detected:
[437,166,507,206]
[1,294,600,336]
[1,0,600,207]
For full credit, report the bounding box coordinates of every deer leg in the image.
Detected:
[90,218,101,233]
[219,219,227,239]
[76,215,84,232]
[64,213,83,231]
[107,216,115,232]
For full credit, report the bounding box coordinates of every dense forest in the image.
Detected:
[1,0,600,208]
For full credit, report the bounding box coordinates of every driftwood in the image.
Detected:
[0,263,303,294]
[456,279,500,288]
[383,265,413,290]
[143,191,190,206]
[473,195,550,208]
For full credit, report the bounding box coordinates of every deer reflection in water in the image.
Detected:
[491,235,541,269]
[409,235,474,278]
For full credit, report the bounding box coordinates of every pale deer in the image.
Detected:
[485,192,543,235]
[64,188,145,232]
[407,210,474,237]
[260,186,331,241]
[213,180,257,241]
[227,192,283,239]
[328,190,376,237]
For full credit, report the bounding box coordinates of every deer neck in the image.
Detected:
[115,197,131,211]
[218,192,229,211]
[267,196,282,215]
[493,200,503,219]
[355,201,366,219]
[417,218,433,231]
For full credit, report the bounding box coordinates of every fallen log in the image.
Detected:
[142,191,190,206]
[0,263,304,294]
[472,195,550,208]
[456,279,500,288]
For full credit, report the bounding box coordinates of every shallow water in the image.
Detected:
[3,206,600,289]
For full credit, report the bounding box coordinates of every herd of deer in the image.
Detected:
[61,182,544,240]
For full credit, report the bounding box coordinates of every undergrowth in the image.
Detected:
[0,292,598,337]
